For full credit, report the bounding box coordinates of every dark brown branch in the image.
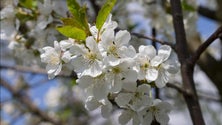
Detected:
[0,78,62,125]
[198,6,222,22]
[131,32,175,50]
[190,26,222,65]
[170,0,205,125]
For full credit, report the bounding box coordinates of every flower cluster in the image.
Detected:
[40,15,179,125]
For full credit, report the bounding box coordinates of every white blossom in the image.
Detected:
[150,45,179,88]
[40,41,71,79]
[119,109,141,125]
[77,74,109,100]
[99,30,132,66]
[115,84,152,111]
[85,96,113,118]
[139,99,172,125]
[105,61,137,93]
[90,14,118,41]
[71,36,103,77]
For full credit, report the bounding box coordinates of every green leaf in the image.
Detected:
[96,0,117,31]
[61,18,83,29]
[19,0,33,9]
[182,0,196,12]
[56,26,86,40]
[66,0,90,35]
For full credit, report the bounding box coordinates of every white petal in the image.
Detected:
[83,61,102,77]
[46,64,58,74]
[141,95,152,107]
[142,112,153,125]
[70,44,88,55]
[132,114,141,125]
[146,68,158,81]
[106,55,121,66]
[155,69,168,88]
[162,60,180,74]
[101,29,114,46]
[119,110,133,125]
[157,101,172,112]
[54,63,62,75]
[90,26,98,38]
[119,45,137,58]
[137,84,151,94]
[103,14,118,30]
[115,93,133,107]
[158,45,171,61]
[54,41,61,53]
[101,100,112,118]
[71,56,87,73]
[151,56,163,67]
[115,30,131,46]
[77,76,92,89]
[138,45,156,59]
[123,70,138,83]
[110,76,123,93]
[86,36,99,52]
[59,39,73,50]
[93,82,108,100]
[155,112,169,125]
[122,82,137,92]
[61,51,71,63]
[85,96,100,111]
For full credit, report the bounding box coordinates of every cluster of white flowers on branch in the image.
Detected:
[40,15,179,125]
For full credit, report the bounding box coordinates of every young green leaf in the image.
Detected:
[57,26,86,40]
[66,0,90,36]
[96,0,117,31]
[61,18,83,29]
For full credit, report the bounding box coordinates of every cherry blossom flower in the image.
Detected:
[105,61,137,93]
[139,99,172,125]
[90,14,118,41]
[40,41,71,79]
[85,96,113,118]
[70,36,103,77]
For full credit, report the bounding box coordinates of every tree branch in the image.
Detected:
[131,32,175,50]
[0,78,62,125]
[198,6,222,22]
[170,0,205,124]
[190,26,222,65]
[166,83,191,96]
[166,83,221,102]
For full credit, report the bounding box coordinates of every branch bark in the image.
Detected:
[198,6,222,22]
[0,78,62,125]
[170,0,205,124]
[190,26,222,65]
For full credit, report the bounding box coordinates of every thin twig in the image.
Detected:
[166,83,192,96]
[190,26,222,65]
[0,78,62,125]
[131,32,176,50]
